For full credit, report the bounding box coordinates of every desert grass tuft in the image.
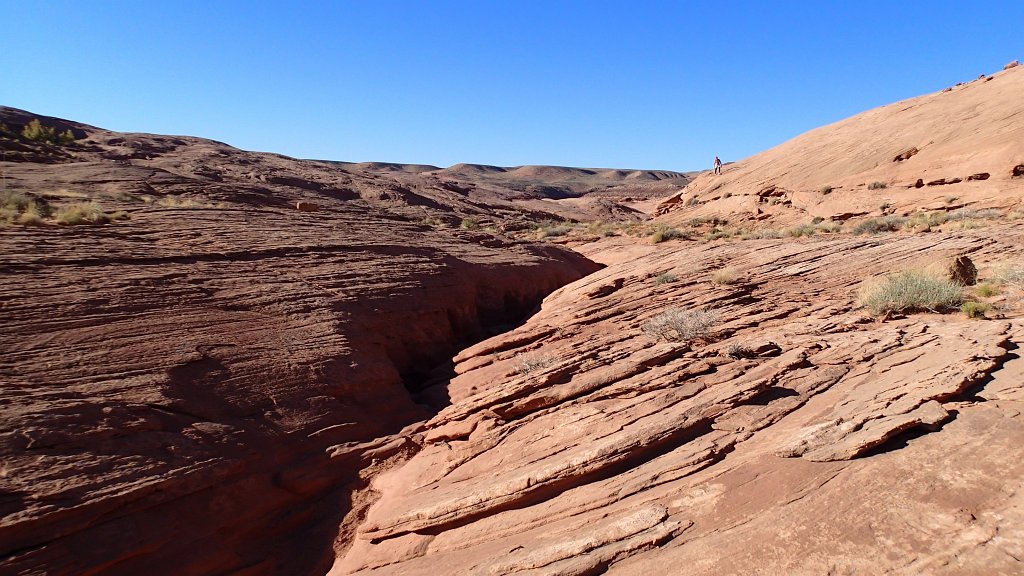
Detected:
[858,270,962,315]
[54,201,110,225]
[711,267,739,285]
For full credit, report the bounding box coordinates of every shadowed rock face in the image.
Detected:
[0,114,601,574]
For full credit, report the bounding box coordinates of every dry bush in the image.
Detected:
[157,196,215,209]
[641,308,718,342]
[651,226,688,243]
[858,270,962,314]
[740,229,782,240]
[1,190,52,224]
[992,264,1024,286]
[711,267,739,285]
[653,273,678,285]
[868,181,888,190]
[852,216,906,235]
[784,223,817,238]
[55,201,110,225]
[514,352,555,376]
[538,221,573,238]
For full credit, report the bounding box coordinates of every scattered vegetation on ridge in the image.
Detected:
[18,119,76,144]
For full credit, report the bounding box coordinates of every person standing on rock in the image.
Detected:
[713,156,722,175]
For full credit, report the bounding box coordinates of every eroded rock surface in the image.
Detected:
[335,229,1024,575]
[0,114,601,574]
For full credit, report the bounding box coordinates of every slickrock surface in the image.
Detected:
[0,112,601,574]
[6,58,1024,575]
[335,228,1024,574]
[657,64,1024,227]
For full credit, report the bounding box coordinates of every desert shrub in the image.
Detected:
[784,223,817,238]
[459,216,481,230]
[949,208,1002,220]
[905,211,948,231]
[711,267,739,285]
[991,264,1024,286]
[54,201,110,225]
[651,226,688,244]
[641,308,718,342]
[858,270,963,314]
[852,216,906,235]
[740,229,782,240]
[868,181,888,190]
[653,273,678,285]
[20,119,75,144]
[514,352,555,376]
[585,221,617,237]
[0,190,52,224]
[539,223,572,238]
[703,228,731,242]
[726,343,755,359]
[961,301,991,319]
[816,221,843,234]
[974,282,1000,297]
[687,216,727,228]
[819,185,833,195]
[684,196,700,207]
[157,196,215,209]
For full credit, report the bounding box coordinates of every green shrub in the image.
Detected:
[858,270,963,314]
[651,226,688,243]
[19,119,75,144]
[459,216,481,230]
[975,282,1000,297]
[641,308,718,342]
[853,216,906,235]
[54,201,110,225]
[868,181,888,190]
[961,301,991,319]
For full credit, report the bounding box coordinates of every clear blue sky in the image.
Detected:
[2,1,1022,171]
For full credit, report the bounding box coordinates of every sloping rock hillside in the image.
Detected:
[0,112,601,574]
[329,63,1024,574]
[333,228,1024,574]
[656,64,1024,230]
